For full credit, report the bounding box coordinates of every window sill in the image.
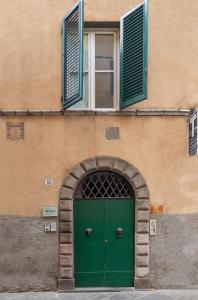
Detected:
[67,108,119,112]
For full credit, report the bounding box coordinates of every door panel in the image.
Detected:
[74,198,135,287]
[104,199,135,286]
[74,199,105,287]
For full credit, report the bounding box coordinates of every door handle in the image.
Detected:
[116,227,124,238]
[85,228,93,237]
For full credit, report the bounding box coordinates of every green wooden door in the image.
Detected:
[104,199,135,286]
[74,198,135,287]
[74,199,105,287]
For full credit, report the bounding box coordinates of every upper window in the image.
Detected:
[71,30,118,110]
[62,0,148,110]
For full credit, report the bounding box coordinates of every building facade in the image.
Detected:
[0,0,198,292]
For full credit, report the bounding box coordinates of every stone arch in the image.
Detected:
[58,156,150,290]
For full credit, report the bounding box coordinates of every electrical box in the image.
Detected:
[50,222,56,232]
[150,219,157,236]
[44,223,57,232]
[44,224,51,232]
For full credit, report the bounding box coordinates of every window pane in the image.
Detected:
[95,73,114,108]
[95,34,114,70]
[84,34,88,71]
[69,73,88,109]
[69,34,89,109]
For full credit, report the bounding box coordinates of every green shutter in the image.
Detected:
[62,0,84,109]
[120,0,148,108]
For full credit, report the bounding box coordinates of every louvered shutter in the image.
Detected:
[62,0,84,109]
[120,0,148,108]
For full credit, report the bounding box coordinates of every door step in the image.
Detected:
[59,287,135,293]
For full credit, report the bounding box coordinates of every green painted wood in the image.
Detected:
[62,0,84,109]
[74,199,105,287]
[74,198,135,287]
[120,0,148,108]
[104,199,135,287]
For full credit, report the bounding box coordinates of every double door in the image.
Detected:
[74,198,135,287]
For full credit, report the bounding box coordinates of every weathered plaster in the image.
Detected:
[0,216,58,292]
[0,0,197,109]
[150,213,198,288]
[0,116,196,216]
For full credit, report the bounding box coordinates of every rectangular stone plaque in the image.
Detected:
[43,207,58,217]
[7,122,24,140]
[106,127,119,140]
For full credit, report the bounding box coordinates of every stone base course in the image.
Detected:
[150,213,198,288]
[57,279,74,290]
[0,216,58,292]
[1,209,197,290]
[2,290,198,300]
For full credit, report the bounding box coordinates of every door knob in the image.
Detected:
[116,227,124,238]
[85,228,93,237]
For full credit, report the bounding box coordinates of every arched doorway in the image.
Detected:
[74,170,135,287]
[58,156,150,290]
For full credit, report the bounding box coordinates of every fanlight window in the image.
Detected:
[75,171,134,198]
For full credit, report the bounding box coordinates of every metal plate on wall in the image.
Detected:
[106,127,119,140]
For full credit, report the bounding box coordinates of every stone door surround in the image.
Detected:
[58,156,150,290]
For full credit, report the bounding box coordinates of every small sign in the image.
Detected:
[150,219,157,236]
[150,205,164,214]
[43,207,58,217]
[189,110,198,156]
[45,179,55,186]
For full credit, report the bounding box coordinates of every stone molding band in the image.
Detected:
[0,108,190,116]
[58,156,150,290]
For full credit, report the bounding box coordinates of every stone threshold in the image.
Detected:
[59,287,136,293]
[0,108,191,116]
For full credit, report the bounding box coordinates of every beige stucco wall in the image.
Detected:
[0,1,197,216]
[0,0,197,109]
[0,115,197,216]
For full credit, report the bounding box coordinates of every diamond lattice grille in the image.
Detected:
[75,171,134,198]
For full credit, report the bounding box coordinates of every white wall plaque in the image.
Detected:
[45,179,55,185]
[43,207,58,217]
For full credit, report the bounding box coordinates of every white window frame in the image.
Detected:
[70,28,120,111]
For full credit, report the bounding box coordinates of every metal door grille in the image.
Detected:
[75,171,134,198]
